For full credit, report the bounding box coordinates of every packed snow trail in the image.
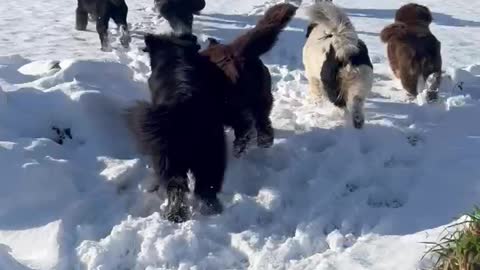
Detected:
[0,0,480,269]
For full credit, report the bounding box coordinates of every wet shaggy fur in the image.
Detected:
[303,2,373,129]
[76,0,131,51]
[201,3,298,156]
[380,3,442,99]
[127,33,230,223]
[154,0,206,34]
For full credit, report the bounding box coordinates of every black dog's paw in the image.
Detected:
[51,126,73,145]
[88,14,97,22]
[165,183,190,223]
[100,38,112,52]
[100,45,113,52]
[426,90,439,103]
[119,26,131,48]
[165,205,189,223]
[352,113,364,129]
[233,140,248,158]
[257,133,274,148]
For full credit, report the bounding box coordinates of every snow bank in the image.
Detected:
[0,55,151,269]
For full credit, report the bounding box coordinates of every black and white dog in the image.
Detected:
[127,34,230,223]
[154,0,206,33]
[303,2,373,129]
[76,0,131,51]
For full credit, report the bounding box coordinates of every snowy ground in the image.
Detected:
[0,0,480,269]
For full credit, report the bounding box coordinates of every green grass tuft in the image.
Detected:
[423,207,480,270]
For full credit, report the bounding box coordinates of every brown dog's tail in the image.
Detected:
[231,3,297,58]
[380,22,408,43]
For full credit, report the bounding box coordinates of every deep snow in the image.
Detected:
[0,0,480,269]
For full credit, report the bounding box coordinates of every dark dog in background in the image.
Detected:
[76,0,131,51]
[381,3,442,101]
[201,3,298,157]
[127,33,230,223]
[154,0,206,33]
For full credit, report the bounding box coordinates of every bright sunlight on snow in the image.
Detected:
[0,0,480,269]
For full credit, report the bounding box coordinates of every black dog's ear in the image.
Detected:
[416,4,433,24]
[178,33,198,44]
[306,23,317,38]
[176,33,201,51]
[207,37,219,47]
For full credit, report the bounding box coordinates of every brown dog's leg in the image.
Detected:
[255,109,274,148]
[231,110,255,158]
[399,66,419,98]
[254,66,274,148]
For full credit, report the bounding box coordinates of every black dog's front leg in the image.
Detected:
[111,1,131,48]
[165,176,190,223]
[96,15,111,51]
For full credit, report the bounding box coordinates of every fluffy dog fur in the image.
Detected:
[76,0,131,51]
[127,33,229,223]
[201,3,297,156]
[380,3,442,100]
[303,2,373,129]
[154,0,206,34]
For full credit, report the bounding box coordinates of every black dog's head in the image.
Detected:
[143,33,200,53]
[143,33,201,66]
[395,3,433,26]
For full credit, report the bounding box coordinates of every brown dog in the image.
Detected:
[381,3,442,101]
[201,3,297,157]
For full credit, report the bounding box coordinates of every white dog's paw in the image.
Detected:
[352,112,364,129]
[307,94,324,106]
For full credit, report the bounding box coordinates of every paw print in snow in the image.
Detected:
[51,126,73,145]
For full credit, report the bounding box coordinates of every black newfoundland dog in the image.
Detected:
[126,33,230,223]
[76,0,131,51]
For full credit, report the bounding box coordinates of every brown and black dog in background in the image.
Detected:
[202,3,297,157]
[381,3,442,101]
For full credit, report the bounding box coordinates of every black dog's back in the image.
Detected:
[127,34,228,222]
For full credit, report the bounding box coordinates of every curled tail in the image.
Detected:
[380,22,408,43]
[125,101,172,155]
[307,2,358,60]
[231,3,298,58]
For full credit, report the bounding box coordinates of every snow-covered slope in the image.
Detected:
[0,0,480,269]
